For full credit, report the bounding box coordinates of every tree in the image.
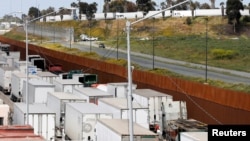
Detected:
[249,3,250,14]
[210,0,215,9]
[126,1,137,12]
[40,7,55,15]
[78,2,97,20]
[166,0,172,8]
[160,2,167,19]
[136,0,157,15]
[194,1,201,9]
[103,0,110,21]
[220,2,225,17]
[102,0,137,13]
[200,3,211,9]
[109,0,125,12]
[171,0,189,10]
[190,1,197,18]
[28,7,41,19]
[71,2,78,8]
[226,0,244,25]
[58,7,71,21]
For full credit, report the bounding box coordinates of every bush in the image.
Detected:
[186,17,192,25]
[211,49,238,59]
[241,16,250,23]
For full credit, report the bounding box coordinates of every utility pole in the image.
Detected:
[152,18,155,69]
[25,8,67,125]
[87,10,92,52]
[70,27,72,48]
[116,6,120,60]
[78,0,81,20]
[126,1,190,141]
[40,24,42,44]
[205,17,208,83]
[116,19,119,59]
[89,21,91,52]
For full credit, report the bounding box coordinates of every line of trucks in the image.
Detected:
[0,43,208,141]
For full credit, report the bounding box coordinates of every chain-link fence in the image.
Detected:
[19,23,74,43]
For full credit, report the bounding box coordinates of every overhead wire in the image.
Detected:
[130,17,222,124]
[28,16,222,124]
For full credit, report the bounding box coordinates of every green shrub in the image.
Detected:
[242,16,250,23]
[211,49,238,59]
[186,17,192,25]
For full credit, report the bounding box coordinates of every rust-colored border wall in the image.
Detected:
[1,36,250,124]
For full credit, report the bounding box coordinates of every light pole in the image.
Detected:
[90,22,92,52]
[125,1,190,140]
[116,6,121,60]
[86,10,93,53]
[78,0,81,20]
[53,11,57,43]
[25,8,65,125]
[205,17,208,83]
[40,24,42,44]
[116,18,119,59]
[152,17,155,69]
[69,27,73,48]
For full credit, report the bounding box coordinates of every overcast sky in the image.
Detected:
[1,0,250,18]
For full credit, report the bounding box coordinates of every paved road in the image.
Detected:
[60,41,250,85]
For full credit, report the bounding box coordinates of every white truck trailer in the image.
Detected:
[166,119,208,141]
[64,103,113,141]
[0,104,10,126]
[13,60,31,73]
[72,87,113,104]
[180,132,208,141]
[132,89,173,132]
[1,51,20,67]
[36,71,60,84]
[0,66,19,94]
[53,78,83,93]
[95,119,158,141]
[13,103,56,141]
[0,61,8,67]
[106,82,137,98]
[98,97,149,129]
[10,72,40,102]
[22,79,55,104]
[46,91,86,137]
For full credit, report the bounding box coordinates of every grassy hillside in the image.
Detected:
[4,16,250,93]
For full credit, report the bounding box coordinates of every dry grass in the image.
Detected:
[4,16,250,93]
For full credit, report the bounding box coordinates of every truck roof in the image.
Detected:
[73,87,112,97]
[67,103,112,114]
[12,72,39,79]
[98,98,148,109]
[25,79,54,86]
[97,119,157,136]
[107,82,137,87]
[48,91,86,101]
[133,89,173,98]
[14,103,55,114]
[37,71,59,77]
[54,78,83,85]
[0,66,17,71]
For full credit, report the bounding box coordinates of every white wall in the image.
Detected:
[0,104,9,125]
[39,9,250,22]
[180,132,208,141]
